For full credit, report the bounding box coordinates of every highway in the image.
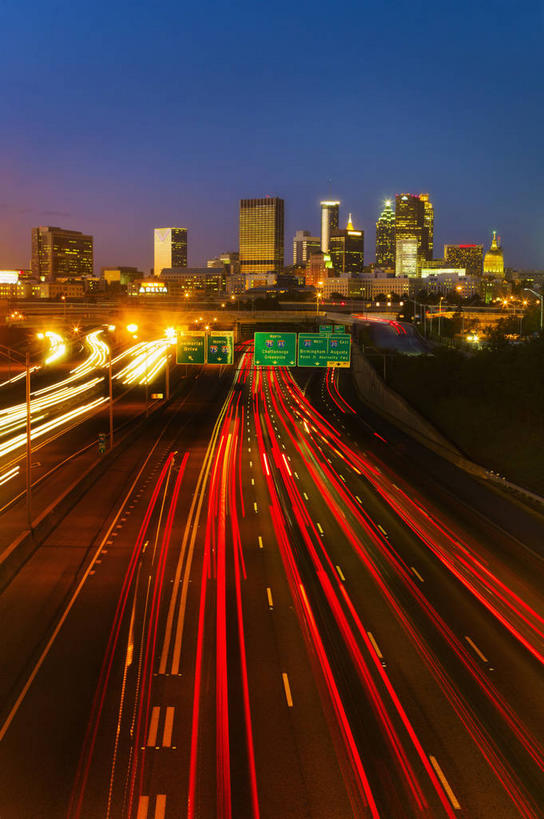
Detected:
[0,342,543,817]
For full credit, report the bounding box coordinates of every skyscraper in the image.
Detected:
[320,200,340,252]
[395,194,433,271]
[329,214,364,274]
[419,193,434,259]
[292,230,321,265]
[239,197,284,276]
[444,244,484,277]
[154,228,187,275]
[483,231,504,276]
[375,200,395,268]
[31,226,93,280]
[395,236,418,277]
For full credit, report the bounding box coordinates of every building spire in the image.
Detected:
[346,212,354,230]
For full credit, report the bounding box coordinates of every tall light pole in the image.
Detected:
[316,282,323,317]
[25,352,32,528]
[108,349,113,449]
[524,288,543,331]
[0,344,32,528]
[438,296,444,338]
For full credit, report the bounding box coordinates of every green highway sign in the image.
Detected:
[177,331,205,365]
[319,324,333,334]
[333,324,346,333]
[207,331,234,365]
[254,332,297,367]
[297,333,351,368]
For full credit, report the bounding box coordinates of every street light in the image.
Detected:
[127,323,138,334]
[524,288,543,331]
[316,282,323,317]
[438,296,445,338]
[0,345,32,528]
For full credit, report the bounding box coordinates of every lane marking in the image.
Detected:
[251,478,255,485]
[317,522,324,534]
[303,492,309,500]
[282,673,293,707]
[147,706,160,746]
[294,471,299,479]
[465,636,489,663]
[355,495,362,504]
[136,796,149,819]
[249,460,253,467]
[253,502,258,513]
[161,386,235,676]
[162,706,175,747]
[411,566,424,583]
[266,587,274,609]
[154,794,167,819]
[429,756,461,810]
[367,631,383,659]
[377,524,388,537]
[258,536,264,549]
[336,565,345,582]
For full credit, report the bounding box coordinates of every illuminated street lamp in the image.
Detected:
[0,345,32,527]
[316,281,323,317]
[126,323,138,334]
[438,296,445,338]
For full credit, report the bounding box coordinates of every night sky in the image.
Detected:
[1,0,542,272]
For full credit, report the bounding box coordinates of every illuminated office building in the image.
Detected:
[419,193,434,259]
[31,226,93,280]
[239,197,284,276]
[293,230,321,265]
[395,193,432,270]
[154,227,187,275]
[375,200,395,268]
[483,231,505,276]
[329,214,364,274]
[444,244,483,277]
[395,236,419,277]
[320,200,340,252]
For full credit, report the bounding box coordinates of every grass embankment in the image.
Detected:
[381,339,544,494]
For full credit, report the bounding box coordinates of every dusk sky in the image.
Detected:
[1,0,542,273]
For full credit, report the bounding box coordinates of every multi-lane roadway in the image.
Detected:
[0,340,543,818]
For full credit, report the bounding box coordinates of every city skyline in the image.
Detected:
[0,0,542,272]
[0,191,535,276]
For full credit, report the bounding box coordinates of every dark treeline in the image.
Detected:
[377,337,544,493]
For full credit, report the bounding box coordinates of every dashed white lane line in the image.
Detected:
[465,636,489,663]
[154,794,167,819]
[249,460,253,467]
[253,502,258,513]
[367,631,384,660]
[303,492,309,500]
[147,706,160,746]
[355,495,362,504]
[251,478,255,485]
[294,471,299,479]
[317,522,324,535]
[411,566,424,583]
[258,536,264,549]
[162,706,175,747]
[429,756,461,810]
[282,672,294,707]
[266,587,274,609]
[336,565,345,582]
[377,524,388,537]
[136,796,149,819]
